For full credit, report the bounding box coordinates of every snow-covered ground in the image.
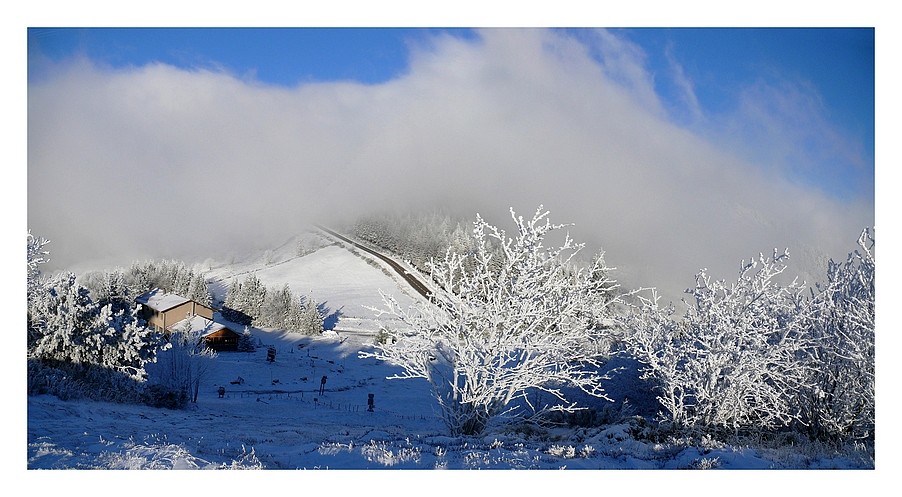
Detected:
[23,230,882,490]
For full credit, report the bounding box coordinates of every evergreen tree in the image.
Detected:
[300,296,325,336]
[237,326,256,352]
[259,283,293,329]
[187,273,211,306]
[223,274,266,325]
[282,294,306,333]
[243,273,266,323]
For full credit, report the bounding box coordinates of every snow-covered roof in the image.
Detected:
[168,315,234,337]
[136,289,191,312]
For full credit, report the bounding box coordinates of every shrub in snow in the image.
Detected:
[626,228,876,444]
[361,439,422,467]
[145,324,217,404]
[627,250,810,435]
[797,229,875,442]
[546,444,577,458]
[141,383,189,409]
[363,207,621,436]
[689,456,721,470]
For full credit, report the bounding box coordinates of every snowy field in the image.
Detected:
[23,230,883,492]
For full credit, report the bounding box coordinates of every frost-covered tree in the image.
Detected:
[28,273,97,358]
[80,269,134,313]
[282,294,305,333]
[283,295,324,335]
[92,300,167,381]
[259,284,293,329]
[28,273,165,381]
[353,210,478,274]
[186,273,211,307]
[122,260,210,304]
[362,207,621,436]
[798,228,875,442]
[299,296,324,336]
[171,263,192,297]
[237,326,256,352]
[627,250,811,434]
[223,273,266,325]
[27,231,51,303]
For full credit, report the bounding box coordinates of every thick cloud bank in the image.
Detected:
[28,29,873,303]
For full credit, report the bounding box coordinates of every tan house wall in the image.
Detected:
[193,302,214,320]
[165,302,194,330]
[145,301,214,332]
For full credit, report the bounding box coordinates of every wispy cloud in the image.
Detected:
[664,42,704,125]
[27,28,873,302]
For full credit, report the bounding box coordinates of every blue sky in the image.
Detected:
[27,28,463,85]
[25,26,877,301]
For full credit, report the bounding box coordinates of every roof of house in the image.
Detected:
[136,289,191,312]
[168,315,237,338]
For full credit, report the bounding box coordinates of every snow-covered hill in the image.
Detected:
[26,230,877,481]
[201,230,426,333]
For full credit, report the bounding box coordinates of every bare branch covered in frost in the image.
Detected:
[362,206,622,436]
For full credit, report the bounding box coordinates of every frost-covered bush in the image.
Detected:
[627,250,810,434]
[141,383,189,409]
[361,439,422,467]
[797,229,875,442]
[363,207,621,436]
[27,358,149,403]
[145,326,216,404]
[626,228,876,445]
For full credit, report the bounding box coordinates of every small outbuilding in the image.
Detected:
[169,314,241,352]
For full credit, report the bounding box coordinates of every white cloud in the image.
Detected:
[27,29,874,302]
